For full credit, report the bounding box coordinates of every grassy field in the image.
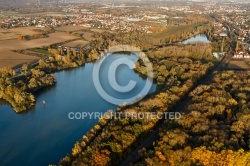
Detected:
[28,48,50,54]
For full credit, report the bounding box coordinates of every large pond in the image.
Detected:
[0,53,156,166]
[182,34,210,44]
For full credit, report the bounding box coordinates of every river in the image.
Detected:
[0,53,156,166]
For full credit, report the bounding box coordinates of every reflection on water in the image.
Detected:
[183,34,210,44]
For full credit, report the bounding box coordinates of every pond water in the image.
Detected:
[182,34,210,44]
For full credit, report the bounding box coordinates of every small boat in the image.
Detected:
[42,100,46,105]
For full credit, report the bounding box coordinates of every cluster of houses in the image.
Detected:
[213,52,226,58]
[0,16,62,29]
[56,44,93,56]
[233,51,250,59]
[222,14,250,43]
[0,11,153,33]
[57,45,82,56]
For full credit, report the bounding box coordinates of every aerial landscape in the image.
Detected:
[0,0,250,166]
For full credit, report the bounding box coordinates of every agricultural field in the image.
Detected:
[64,39,89,47]
[55,26,102,41]
[0,31,78,68]
[8,26,50,35]
[0,50,38,68]
[81,31,95,41]
[54,25,86,32]
[0,31,17,40]
[0,27,50,40]
[0,32,78,50]
[73,31,95,41]
[90,28,107,33]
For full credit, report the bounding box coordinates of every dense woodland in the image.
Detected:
[146,42,213,59]
[0,67,55,112]
[135,71,250,165]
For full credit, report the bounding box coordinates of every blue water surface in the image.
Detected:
[0,53,156,166]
